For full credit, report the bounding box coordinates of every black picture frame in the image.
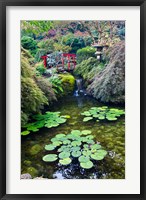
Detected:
[0,0,145,199]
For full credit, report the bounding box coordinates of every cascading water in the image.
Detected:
[74,78,86,97]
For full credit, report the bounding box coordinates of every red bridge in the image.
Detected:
[41,53,76,71]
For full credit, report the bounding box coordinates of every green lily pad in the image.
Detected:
[53,141,62,147]
[42,154,58,162]
[56,134,66,139]
[86,135,94,140]
[63,140,71,145]
[96,149,108,156]
[91,153,104,161]
[71,141,81,146]
[82,150,91,156]
[56,118,66,124]
[45,144,56,151]
[71,146,80,151]
[21,130,30,136]
[91,144,102,150]
[80,161,93,169]
[71,151,81,157]
[78,155,90,163]
[81,130,92,135]
[71,130,81,135]
[51,138,59,142]
[59,158,71,165]
[83,117,93,122]
[59,151,70,159]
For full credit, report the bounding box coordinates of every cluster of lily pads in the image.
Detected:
[21,111,68,136]
[81,106,125,122]
[42,130,107,169]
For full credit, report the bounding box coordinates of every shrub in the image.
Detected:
[74,57,100,83]
[87,41,125,104]
[21,52,48,126]
[35,62,46,75]
[58,73,75,95]
[35,76,57,102]
[49,76,64,95]
[21,36,38,56]
[76,46,96,63]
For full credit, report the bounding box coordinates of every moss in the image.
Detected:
[58,73,75,96]
[29,144,42,155]
[26,167,39,178]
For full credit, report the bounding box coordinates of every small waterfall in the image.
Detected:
[74,78,86,97]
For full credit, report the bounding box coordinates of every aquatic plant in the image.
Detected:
[81,106,125,122]
[21,112,67,136]
[42,130,107,169]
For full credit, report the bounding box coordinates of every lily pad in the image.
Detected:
[63,140,71,145]
[91,153,104,161]
[78,155,90,163]
[80,161,93,169]
[91,144,102,150]
[81,130,92,135]
[71,151,81,157]
[45,144,56,151]
[59,152,70,159]
[21,130,30,136]
[42,154,58,162]
[56,134,66,139]
[59,158,71,165]
[83,117,93,122]
[53,141,62,147]
[71,141,81,146]
[71,130,81,135]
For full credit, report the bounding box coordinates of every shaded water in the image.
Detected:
[21,95,125,179]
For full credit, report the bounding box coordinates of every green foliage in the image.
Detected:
[74,57,101,84]
[21,111,67,135]
[35,39,55,61]
[76,46,96,63]
[58,73,75,95]
[21,20,53,36]
[21,51,49,126]
[81,106,125,122]
[42,130,107,169]
[34,76,57,102]
[87,41,125,103]
[53,43,71,53]
[49,76,64,94]
[35,62,46,75]
[21,36,38,56]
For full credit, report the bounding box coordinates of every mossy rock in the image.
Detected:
[23,160,32,167]
[26,167,39,178]
[58,73,75,95]
[29,144,42,155]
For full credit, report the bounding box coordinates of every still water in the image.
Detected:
[21,95,125,179]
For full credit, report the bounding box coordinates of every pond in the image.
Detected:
[21,95,125,179]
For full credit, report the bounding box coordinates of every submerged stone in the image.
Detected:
[29,144,42,155]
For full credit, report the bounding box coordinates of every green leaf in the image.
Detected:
[83,117,93,122]
[81,130,92,135]
[59,158,71,165]
[71,141,81,146]
[21,130,30,136]
[45,144,56,151]
[42,154,58,162]
[78,155,90,163]
[80,161,93,169]
[91,153,104,161]
[91,144,102,150]
[71,130,81,135]
[56,134,66,139]
[52,141,62,147]
[59,152,70,159]
[71,151,81,157]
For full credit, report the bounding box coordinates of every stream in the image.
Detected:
[21,92,125,179]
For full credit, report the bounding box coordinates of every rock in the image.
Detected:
[21,173,32,179]
[26,167,39,178]
[29,144,42,155]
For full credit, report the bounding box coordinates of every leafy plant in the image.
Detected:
[42,130,107,169]
[81,106,125,122]
[49,76,64,94]
[21,112,67,135]
[76,46,96,63]
[21,36,38,56]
